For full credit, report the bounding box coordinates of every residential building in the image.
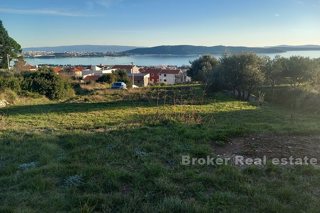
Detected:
[140,68,161,84]
[128,73,150,87]
[159,69,183,85]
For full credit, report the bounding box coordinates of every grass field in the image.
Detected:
[1,86,320,212]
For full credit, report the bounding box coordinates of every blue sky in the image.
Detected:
[0,0,319,48]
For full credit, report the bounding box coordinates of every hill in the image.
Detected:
[273,45,320,51]
[124,45,285,55]
[23,45,138,53]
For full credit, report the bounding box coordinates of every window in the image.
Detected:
[151,73,154,76]
[164,74,167,77]
[164,79,167,82]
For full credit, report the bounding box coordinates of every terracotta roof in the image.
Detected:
[71,66,85,72]
[140,68,162,74]
[52,67,62,73]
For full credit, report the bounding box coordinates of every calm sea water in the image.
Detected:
[25,51,320,66]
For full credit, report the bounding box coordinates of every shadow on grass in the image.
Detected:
[0,93,238,116]
[0,100,154,116]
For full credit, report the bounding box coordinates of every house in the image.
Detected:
[140,68,161,84]
[52,66,63,73]
[71,67,85,78]
[159,69,183,85]
[128,73,150,87]
[112,65,140,74]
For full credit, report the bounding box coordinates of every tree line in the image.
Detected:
[188,54,320,100]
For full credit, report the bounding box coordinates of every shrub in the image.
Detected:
[0,89,18,103]
[22,68,75,100]
[113,70,132,88]
[0,72,21,92]
[263,86,320,112]
[97,74,115,84]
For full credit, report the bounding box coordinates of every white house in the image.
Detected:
[159,69,183,85]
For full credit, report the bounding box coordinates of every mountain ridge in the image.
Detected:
[23,44,320,55]
[125,45,320,55]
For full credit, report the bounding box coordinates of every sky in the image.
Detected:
[0,0,319,48]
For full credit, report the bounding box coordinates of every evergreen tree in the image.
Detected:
[0,20,21,69]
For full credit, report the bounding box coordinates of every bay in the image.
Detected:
[25,50,320,66]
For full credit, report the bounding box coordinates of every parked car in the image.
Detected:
[111,82,127,90]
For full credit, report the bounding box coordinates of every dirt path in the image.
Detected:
[214,134,320,160]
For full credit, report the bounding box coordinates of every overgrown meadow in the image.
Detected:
[1,86,320,212]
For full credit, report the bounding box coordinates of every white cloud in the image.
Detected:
[0,7,100,17]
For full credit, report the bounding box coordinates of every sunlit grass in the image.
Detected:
[1,88,320,212]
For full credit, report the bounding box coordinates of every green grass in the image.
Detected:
[1,88,320,212]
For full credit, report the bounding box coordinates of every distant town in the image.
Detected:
[23,51,127,58]
[15,60,191,87]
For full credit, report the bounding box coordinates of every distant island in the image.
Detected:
[23,44,320,58]
[125,45,320,55]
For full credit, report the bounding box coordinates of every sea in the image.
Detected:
[25,50,320,67]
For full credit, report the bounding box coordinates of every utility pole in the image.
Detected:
[131,62,134,87]
[7,54,10,70]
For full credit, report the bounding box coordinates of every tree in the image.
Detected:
[310,58,320,85]
[13,57,29,72]
[0,20,22,69]
[22,67,74,99]
[263,56,287,98]
[282,56,312,87]
[97,74,115,84]
[213,53,265,100]
[187,55,218,84]
[113,70,132,87]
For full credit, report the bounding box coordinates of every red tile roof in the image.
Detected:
[71,66,85,72]
[52,67,62,73]
[141,68,181,75]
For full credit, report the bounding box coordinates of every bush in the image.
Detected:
[263,86,320,112]
[113,70,132,88]
[97,74,115,84]
[22,68,75,100]
[0,72,21,92]
[0,89,18,103]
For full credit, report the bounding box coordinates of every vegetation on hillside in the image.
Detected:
[188,54,320,112]
[0,68,74,100]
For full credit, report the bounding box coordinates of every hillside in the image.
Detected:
[124,45,286,55]
[273,45,320,51]
[23,45,138,53]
